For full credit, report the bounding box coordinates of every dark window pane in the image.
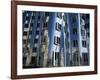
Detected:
[23,40,27,44]
[37,23,40,27]
[23,32,27,35]
[33,47,37,52]
[34,39,38,43]
[30,57,37,65]
[73,28,77,35]
[43,23,48,30]
[24,23,28,28]
[72,16,77,23]
[73,40,78,47]
[56,23,61,31]
[38,16,40,19]
[82,40,86,47]
[55,52,59,60]
[32,15,35,19]
[36,31,39,34]
[45,12,49,16]
[26,16,30,20]
[82,53,89,65]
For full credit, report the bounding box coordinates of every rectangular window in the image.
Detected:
[72,16,77,23]
[33,47,37,52]
[42,37,46,43]
[82,40,86,47]
[24,23,28,28]
[45,12,49,16]
[37,23,40,27]
[54,36,60,45]
[36,31,39,34]
[23,40,27,44]
[23,32,27,36]
[73,28,77,35]
[38,16,40,19]
[32,15,35,19]
[43,23,48,30]
[81,29,85,36]
[26,16,30,20]
[82,53,89,65]
[73,40,78,47]
[34,39,38,43]
[73,53,79,62]
[55,52,59,60]
[87,32,90,37]
[56,23,61,31]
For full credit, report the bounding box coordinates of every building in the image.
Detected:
[65,13,90,66]
[22,11,90,68]
[22,11,49,68]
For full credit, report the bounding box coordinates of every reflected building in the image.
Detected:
[65,13,90,66]
[22,11,49,68]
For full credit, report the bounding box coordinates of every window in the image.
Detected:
[73,40,78,47]
[55,52,59,60]
[82,40,86,47]
[30,57,37,65]
[32,15,35,19]
[86,14,89,19]
[72,16,77,23]
[73,28,77,35]
[26,16,30,20]
[23,40,27,44]
[56,23,61,31]
[38,16,40,19]
[73,53,79,62]
[54,36,60,45]
[43,23,48,30]
[24,23,28,28]
[23,32,27,35]
[87,32,90,37]
[36,31,39,34]
[37,23,40,27]
[81,29,85,36]
[45,12,49,16]
[41,36,46,43]
[33,47,37,52]
[34,39,38,43]
[82,53,89,65]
